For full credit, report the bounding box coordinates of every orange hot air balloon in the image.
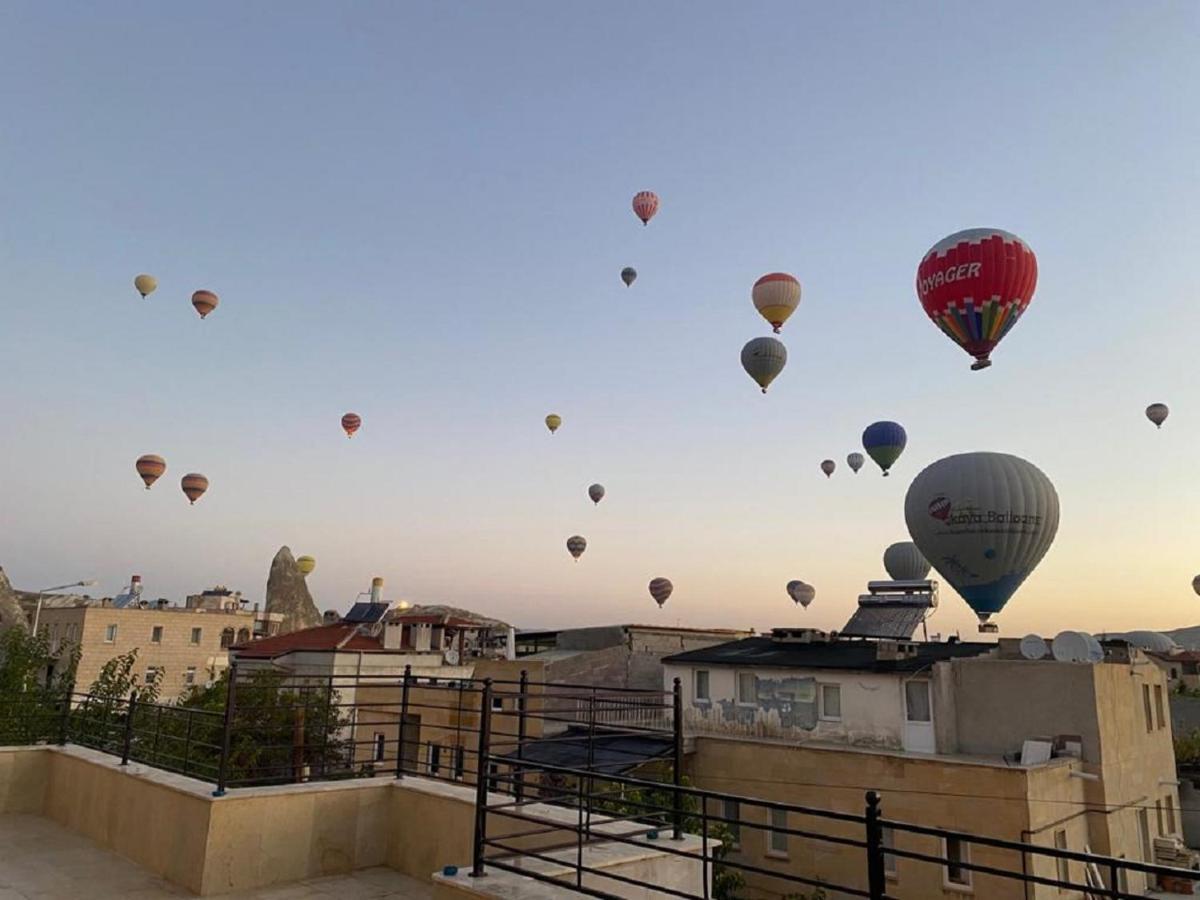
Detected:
[341,413,362,438]
[181,473,209,505]
[632,191,659,226]
[192,290,219,319]
[135,454,166,490]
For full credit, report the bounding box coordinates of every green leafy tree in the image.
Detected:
[0,627,77,744]
[72,649,160,751]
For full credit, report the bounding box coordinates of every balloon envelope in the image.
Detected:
[649,577,673,607]
[621,267,637,287]
[916,228,1037,370]
[545,414,562,434]
[191,290,219,319]
[135,454,166,490]
[181,473,209,505]
[741,337,787,393]
[342,413,362,438]
[567,535,587,560]
[904,452,1059,623]
[847,452,865,474]
[820,459,835,478]
[1146,404,1169,429]
[787,580,815,608]
[1193,575,1200,597]
[883,542,931,581]
[632,191,659,225]
[297,556,316,575]
[862,421,907,476]
[134,274,157,298]
[588,484,605,505]
[752,273,801,333]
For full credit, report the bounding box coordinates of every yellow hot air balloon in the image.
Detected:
[134,274,158,298]
[751,273,801,333]
[297,555,316,576]
[545,414,562,434]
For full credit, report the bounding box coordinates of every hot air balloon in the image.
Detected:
[545,414,562,434]
[191,290,219,319]
[847,452,865,474]
[905,452,1059,630]
[1146,404,1169,429]
[820,460,836,478]
[883,542,931,581]
[862,421,907,476]
[588,484,605,505]
[752,273,801,333]
[135,454,166,490]
[787,580,815,608]
[1193,575,1200,597]
[632,191,659,226]
[741,337,787,393]
[181,473,209,505]
[341,413,361,438]
[567,535,587,560]
[916,228,1037,370]
[649,577,673,608]
[297,556,316,576]
[621,267,637,287]
[134,274,157,299]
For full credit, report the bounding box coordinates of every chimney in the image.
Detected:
[383,621,402,650]
[370,577,383,604]
[506,626,517,661]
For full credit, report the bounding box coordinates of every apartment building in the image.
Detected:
[663,629,1182,899]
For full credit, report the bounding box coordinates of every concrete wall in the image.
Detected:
[0,746,49,813]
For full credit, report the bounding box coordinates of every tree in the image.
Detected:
[0,627,77,745]
[72,649,160,751]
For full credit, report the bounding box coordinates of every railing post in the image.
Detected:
[584,686,597,841]
[396,665,412,779]
[515,669,528,803]
[120,691,138,766]
[471,678,494,879]
[672,676,684,840]
[213,662,238,797]
[58,682,74,746]
[182,708,194,775]
[865,790,886,900]
[1107,861,1120,899]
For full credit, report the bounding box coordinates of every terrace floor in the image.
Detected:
[0,814,433,899]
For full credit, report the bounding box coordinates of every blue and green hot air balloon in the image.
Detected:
[862,421,907,476]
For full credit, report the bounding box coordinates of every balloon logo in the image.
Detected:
[1146,403,1169,429]
[752,273,801,333]
[621,267,637,287]
[862,421,907,476]
[181,473,209,505]
[649,577,673,607]
[905,452,1059,627]
[134,274,157,299]
[916,228,1037,370]
[545,414,562,434]
[135,454,166,490]
[820,459,835,478]
[741,337,787,393]
[191,290,219,319]
[341,413,362,438]
[847,453,864,474]
[567,535,587,560]
[632,191,659,226]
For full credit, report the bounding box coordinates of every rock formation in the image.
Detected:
[0,567,29,633]
[265,546,321,634]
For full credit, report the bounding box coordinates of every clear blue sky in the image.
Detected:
[3,1,1199,638]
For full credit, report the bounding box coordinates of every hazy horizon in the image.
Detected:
[3,2,1200,640]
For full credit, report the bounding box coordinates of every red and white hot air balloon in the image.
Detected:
[915,228,1037,370]
[752,273,801,333]
[341,413,362,438]
[632,191,659,226]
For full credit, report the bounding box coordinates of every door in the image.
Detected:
[903,680,935,753]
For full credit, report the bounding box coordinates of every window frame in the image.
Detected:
[1154,684,1166,730]
[490,696,504,713]
[1143,684,1154,733]
[428,743,442,776]
[818,682,842,722]
[104,623,118,643]
[736,672,757,707]
[151,625,163,644]
[905,679,932,724]
[184,666,197,686]
[373,732,386,763]
[190,626,202,645]
[766,807,789,858]
[722,798,740,849]
[1166,794,1177,835]
[694,669,711,703]
[882,825,897,878]
[943,836,972,890]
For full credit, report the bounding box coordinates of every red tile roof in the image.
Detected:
[232,623,382,658]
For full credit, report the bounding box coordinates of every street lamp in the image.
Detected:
[32,580,97,634]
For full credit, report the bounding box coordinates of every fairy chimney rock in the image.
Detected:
[0,567,29,633]
[265,546,321,634]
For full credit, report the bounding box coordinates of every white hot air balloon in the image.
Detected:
[847,452,864,474]
[1146,403,1169,429]
[751,273,801,333]
[740,337,787,393]
[904,452,1059,630]
[786,580,815,608]
[882,542,931,581]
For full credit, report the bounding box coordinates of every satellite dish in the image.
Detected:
[444,648,460,666]
[1019,634,1048,660]
[1082,632,1104,663]
[1051,631,1092,663]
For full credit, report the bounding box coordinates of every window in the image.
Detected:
[737,672,757,706]
[944,836,971,888]
[767,808,788,856]
[184,667,196,686]
[488,762,500,792]
[695,670,710,702]
[491,696,504,713]
[882,826,897,876]
[1143,684,1153,733]
[236,628,250,644]
[144,667,161,685]
[455,745,465,781]
[1166,795,1177,834]
[1157,799,1164,836]
[104,624,118,643]
[1155,684,1166,730]
[373,733,386,762]
[428,744,442,775]
[722,799,740,848]
[819,684,842,721]
[151,625,163,643]
[190,627,202,645]
[220,627,235,649]
[905,680,931,723]
[1054,829,1069,888]
[1138,808,1151,861]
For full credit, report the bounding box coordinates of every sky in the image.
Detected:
[2,2,1200,639]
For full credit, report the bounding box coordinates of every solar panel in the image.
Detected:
[840,604,926,640]
[343,602,389,624]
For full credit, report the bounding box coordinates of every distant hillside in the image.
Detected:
[1164,625,1200,649]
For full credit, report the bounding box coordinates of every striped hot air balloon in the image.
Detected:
[341,413,362,438]
[135,454,166,490]
[191,290,219,319]
[741,337,787,393]
[566,535,587,560]
[883,542,931,581]
[632,191,659,226]
[648,577,673,608]
[181,473,209,505]
[134,274,157,298]
[297,555,316,576]
[752,273,801,333]
[545,414,561,434]
[847,452,865,474]
[916,228,1037,370]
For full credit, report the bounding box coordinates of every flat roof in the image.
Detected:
[663,637,994,672]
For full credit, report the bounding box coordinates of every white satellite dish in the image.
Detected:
[1052,630,1092,663]
[1019,634,1048,660]
[444,648,460,666]
[1082,632,1104,663]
